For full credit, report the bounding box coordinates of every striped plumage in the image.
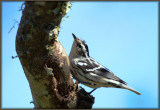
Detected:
[69,33,141,95]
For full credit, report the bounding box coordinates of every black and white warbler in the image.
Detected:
[69,33,141,95]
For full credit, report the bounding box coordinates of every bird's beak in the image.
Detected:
[72,33,77,41]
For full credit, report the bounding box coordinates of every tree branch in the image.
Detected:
[16,1,94,108]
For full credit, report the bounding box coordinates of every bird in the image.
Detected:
[69,33,141,95]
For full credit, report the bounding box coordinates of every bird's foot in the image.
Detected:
[88,88,97,94]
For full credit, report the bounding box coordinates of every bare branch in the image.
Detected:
[16,1,94,108]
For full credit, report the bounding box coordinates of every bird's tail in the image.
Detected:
[102,78,141,95]
[120,83,141,95]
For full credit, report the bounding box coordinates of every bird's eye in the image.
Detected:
[77,44,82,48]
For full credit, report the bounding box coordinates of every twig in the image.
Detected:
[19,2,25,11]
[30,101,34,104]
[8,19,18,33]
[12,55,18,59]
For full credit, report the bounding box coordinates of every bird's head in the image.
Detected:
[69,33,89,59]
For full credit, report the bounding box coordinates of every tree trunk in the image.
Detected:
[16,1,94,109]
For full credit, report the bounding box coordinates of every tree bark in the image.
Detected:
[16,1,94,109]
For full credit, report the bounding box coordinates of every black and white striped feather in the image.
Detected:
[75,57,127,85]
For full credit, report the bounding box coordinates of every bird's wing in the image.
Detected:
[76,57,127,85]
